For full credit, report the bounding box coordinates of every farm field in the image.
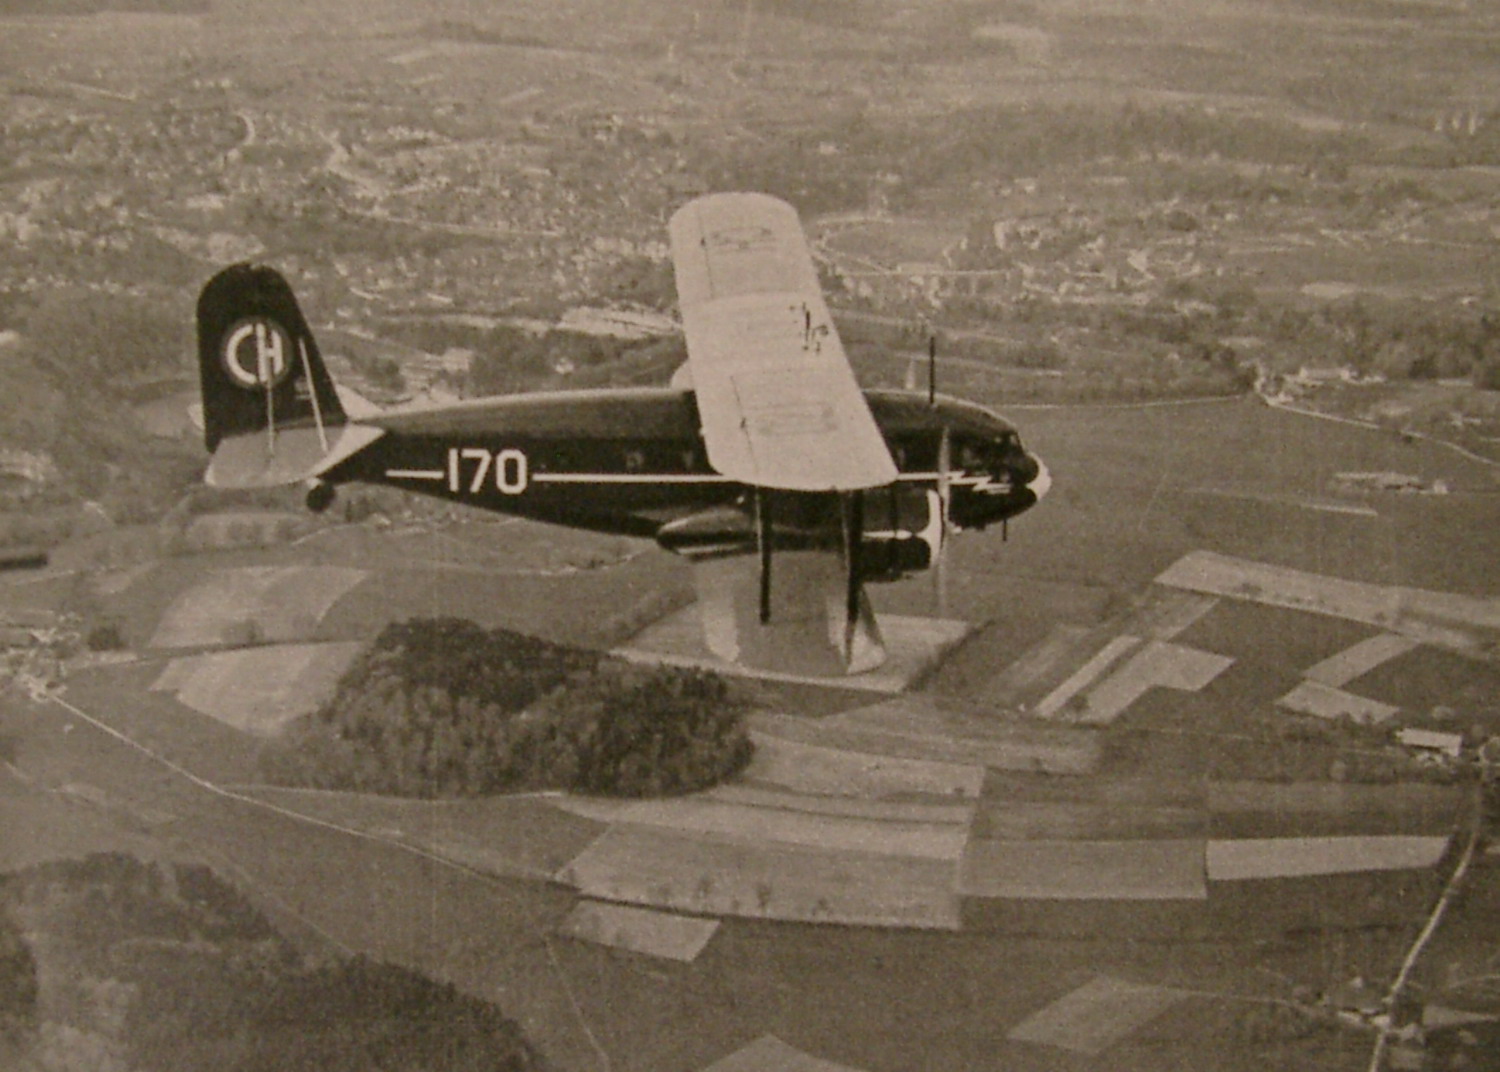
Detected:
[6,392,1499,1071]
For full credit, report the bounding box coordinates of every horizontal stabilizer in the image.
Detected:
[206,424,383,489]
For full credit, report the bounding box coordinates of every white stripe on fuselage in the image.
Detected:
[529,472,733,484]
[384,468,995,487]
[385,468,446,480]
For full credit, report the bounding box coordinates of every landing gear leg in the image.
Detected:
[756,488,773,624]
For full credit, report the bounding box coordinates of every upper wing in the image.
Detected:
[669,193,898,491]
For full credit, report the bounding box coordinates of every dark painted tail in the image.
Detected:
[197,265,383,490]
[196,264,345,454]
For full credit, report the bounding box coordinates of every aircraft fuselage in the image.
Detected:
[322,387,1042,572]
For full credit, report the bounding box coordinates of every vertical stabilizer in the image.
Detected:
[196,264,345,453]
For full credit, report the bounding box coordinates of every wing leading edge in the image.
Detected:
[669,193,898,492]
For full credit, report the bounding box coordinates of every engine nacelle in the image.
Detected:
[857,486,943,582]
[858,533,934,582]
[655,487,946,582]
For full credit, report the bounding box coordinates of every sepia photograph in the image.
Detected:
[1,1,1498,1069]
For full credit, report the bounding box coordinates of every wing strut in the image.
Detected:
[298,337,330,453]
[755,488,773,624]
[264,371,276,457]
[842,491,864,647]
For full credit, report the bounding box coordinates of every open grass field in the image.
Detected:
[1005,974,1192,1058]
[560,899,722,963]
[151,641,363,733]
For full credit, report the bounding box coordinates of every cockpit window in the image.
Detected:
[958,441,988,469]
[956,433,1014,469]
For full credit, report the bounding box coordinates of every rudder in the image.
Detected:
[196,264,345,453]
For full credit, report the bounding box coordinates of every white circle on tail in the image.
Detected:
[222,317,293,389]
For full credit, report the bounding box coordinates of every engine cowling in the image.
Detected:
[856,486,943,582]
[655,487,945,582]
[858,532,933,581]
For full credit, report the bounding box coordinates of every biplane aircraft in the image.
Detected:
[196,193,1048,675]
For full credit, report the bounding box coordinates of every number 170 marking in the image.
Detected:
[447,447,528,495]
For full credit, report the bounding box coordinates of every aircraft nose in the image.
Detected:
[1011,450,1040,486]
[1027,454,1051,500]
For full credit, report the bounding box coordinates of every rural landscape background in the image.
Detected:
[3,0,1500,536]
[2,1,1500,1071]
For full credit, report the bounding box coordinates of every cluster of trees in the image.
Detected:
[1236,298,1500,385]
[1,287,203,517]
[1322,302,1500,385]
[344,351,406,396]
[0,907,36,1050]
[261,617,754,798]
[1034,278,1500,392]
[130,952,539,1072]
[1,853,539,1072]
[380,313,685,397]
[7,853,279,950]
[464,329,685,395]
[536,659,752,796]
[1190,707,1473,785]
[0,508,83,552]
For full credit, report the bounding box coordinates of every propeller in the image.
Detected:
[924,331,955,616]
[933,421,953,617]
[927,333,937,405]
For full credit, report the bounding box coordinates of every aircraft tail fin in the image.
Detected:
[197,264,379,489]
[197,263,347,453]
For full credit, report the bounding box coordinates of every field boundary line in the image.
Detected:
[3,745,357,957]
[1261,393,1500,470]
[1366,782,1486,1072]
[1005,392,1245,412]
[37,692,563,880]
[36,690,615,1072]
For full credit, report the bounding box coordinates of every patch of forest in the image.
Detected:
[0,852,539,1072]
[259,617,754,798]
